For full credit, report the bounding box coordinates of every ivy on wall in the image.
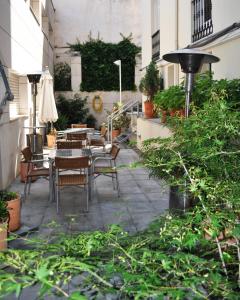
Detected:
[70,36,140,92]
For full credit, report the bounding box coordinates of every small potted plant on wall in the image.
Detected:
[0,200,9,250]
[0,191,21,232]
[139,61,161,118]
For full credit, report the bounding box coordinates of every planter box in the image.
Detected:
[0,222,8,250]
[7,195,21,232]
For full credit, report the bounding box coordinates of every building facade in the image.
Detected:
[138,0,240,147]
[0,0,55,189]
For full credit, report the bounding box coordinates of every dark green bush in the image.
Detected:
[54,94,96,129]
[54,62,71,91]
[70,36,140,91]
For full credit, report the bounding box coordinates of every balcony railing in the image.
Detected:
[192,0,213,42]
[152,30,160,61]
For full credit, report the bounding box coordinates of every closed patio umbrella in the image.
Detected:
[38,67,58,125]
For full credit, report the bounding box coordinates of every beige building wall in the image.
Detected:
[0,0,55,189]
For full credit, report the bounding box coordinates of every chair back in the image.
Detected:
[55,156,89,169]
[57,141,83,149]
[67,132,87,141]
[100,126,107,138]
[21,147,33,162]
[71,124,87,128]
[110,144,120,160]
[89,139,104,147]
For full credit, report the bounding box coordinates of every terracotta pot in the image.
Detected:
[47,134,56,148]
[144,101,154,118]
[170,109,177,117]
[7,196,21,232]
[175,109,185,118]
[161,110,168,124]
[112,129,121,139]
[0,222,8,250]
[20,161,36,183]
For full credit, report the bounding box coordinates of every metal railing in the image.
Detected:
[192,0,213,42]
[107,100,141,144]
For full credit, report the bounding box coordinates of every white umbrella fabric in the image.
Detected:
[38,68,58,124]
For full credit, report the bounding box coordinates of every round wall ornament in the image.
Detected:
[92,95,103,113]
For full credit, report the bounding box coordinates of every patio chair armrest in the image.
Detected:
[93,157,113,164]
[29,159,48,163]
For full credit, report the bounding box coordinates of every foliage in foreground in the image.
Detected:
[0,212,240,300]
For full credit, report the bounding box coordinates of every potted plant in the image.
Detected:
[0,191,21,232]
[139,61,161,118]
[154,91,169,123]
[47,127,57,148]
[0,200,9,250]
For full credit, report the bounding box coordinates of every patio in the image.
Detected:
[9,146,169,248]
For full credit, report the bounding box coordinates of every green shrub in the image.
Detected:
[154,85,185,111]
[70,36,140,91]
[54,94,96,129]
[54,62,71,91]
[0,191,18,202]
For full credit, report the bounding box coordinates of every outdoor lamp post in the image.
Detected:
[163,48,219,117]
[163,49,220,212]
[27,72,42,153]
[114,60,122,104]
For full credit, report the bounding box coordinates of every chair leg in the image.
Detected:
[56,184,59,214]
[23,177,28,202]
[115,172,120,197]
[28,177,32,195]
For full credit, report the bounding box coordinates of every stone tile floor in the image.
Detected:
[9,147,169,247]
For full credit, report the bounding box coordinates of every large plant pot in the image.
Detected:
[47,134,56,148]
[7,195,21,232]
[112,129,121,139]
[144,101,154,118]
[161,110,168,124]
[0,222,8,250]
[20,161,36,183]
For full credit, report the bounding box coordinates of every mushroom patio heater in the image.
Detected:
[163,49,219,212]
[163,48,219,117]
[27,72,42,153]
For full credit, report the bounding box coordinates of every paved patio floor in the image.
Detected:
[9,147,169,247]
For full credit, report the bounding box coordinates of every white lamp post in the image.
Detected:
[114,60,122,104]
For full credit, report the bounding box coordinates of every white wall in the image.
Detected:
[212,0,240,33]
[55,91,141,128]
[0,0,55,189]
[53,0,142,48]
[141,0,152,68]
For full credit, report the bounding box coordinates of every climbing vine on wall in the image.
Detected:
[54,62,71,91]
[69,35,140,92]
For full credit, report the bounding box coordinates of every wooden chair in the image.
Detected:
[57,140,83,149]
[93,145,120,196]
[67,132,87,141]
[89,126,107,149]
[54,156,90,213]
[71,124,87,128]
[21,147,50,201]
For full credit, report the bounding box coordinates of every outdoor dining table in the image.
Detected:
[48,148,93,203]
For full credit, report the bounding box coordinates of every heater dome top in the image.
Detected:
[163,48,220,73]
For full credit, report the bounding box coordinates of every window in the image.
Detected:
[192,0,213,42]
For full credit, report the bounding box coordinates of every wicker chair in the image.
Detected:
[89,126,107,149]
[57,140,83,149]
[21,147,50,201]
[71,124,87,128]
[54,156,90,213]
[93,144,120,196]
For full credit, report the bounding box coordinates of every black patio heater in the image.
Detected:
[162,48,220,211]
[163,48,219,117]
[27,72,42,154]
